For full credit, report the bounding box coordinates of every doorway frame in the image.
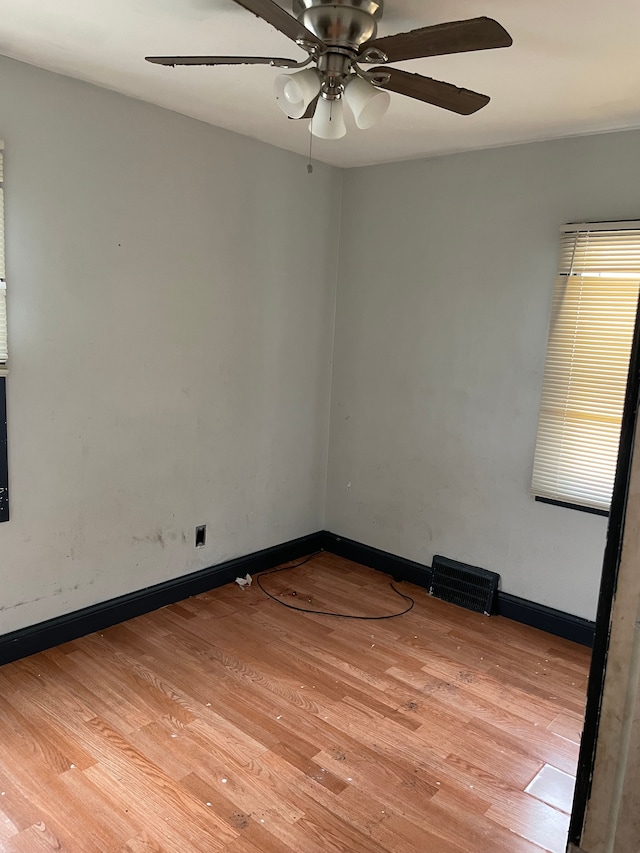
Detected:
[568,297,640,845]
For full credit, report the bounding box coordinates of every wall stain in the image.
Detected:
[133,530,166,547]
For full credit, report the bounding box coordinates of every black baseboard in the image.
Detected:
[497,593,595,647]
[0,531,325,666]
[320,532,595,647]
[321,531,432,589]
[1,529,596,666]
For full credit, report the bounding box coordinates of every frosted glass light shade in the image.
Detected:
[274,69,321,119]
[344,75,390,129]
[310,97,346,140]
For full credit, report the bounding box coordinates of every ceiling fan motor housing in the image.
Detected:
[292,0,383,51]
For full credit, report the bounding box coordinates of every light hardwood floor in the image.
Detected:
[0,553,590,852]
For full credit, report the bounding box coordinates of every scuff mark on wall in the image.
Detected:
[0,581,87,612]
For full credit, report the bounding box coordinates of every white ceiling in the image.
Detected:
[1,0,640,168]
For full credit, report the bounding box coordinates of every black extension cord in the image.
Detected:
[255,553,414,620]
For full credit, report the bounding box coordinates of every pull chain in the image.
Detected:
[307,118,314,174]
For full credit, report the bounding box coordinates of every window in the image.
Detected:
[532,222,640,513]
[0,142,7,523]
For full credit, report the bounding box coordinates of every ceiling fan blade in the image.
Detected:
[288,95,319,120]
[230,0,325,49]
[145,55,300,68]
[371,67,489,115]
[361,17,512,63]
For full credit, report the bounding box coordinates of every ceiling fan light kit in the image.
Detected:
[311,95,347,139]
[344,75,391,130]
[146,0,513,141]
[274,67,321,118]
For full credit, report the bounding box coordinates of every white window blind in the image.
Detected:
[531,223,640,512]
[0,142,6,375]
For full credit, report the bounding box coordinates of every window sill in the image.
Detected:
[535,495,609,517]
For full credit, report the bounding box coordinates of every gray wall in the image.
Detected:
[0,57,341,633]
[326,131,640,620]
[2,52,638,631]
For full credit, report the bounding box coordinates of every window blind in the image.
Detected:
[0,143,6,375]
[531,223,640,511]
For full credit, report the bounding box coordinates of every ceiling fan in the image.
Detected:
[146,0,512,140]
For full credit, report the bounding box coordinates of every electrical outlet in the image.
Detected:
[195,525,206,548]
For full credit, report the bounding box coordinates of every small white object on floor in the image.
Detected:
[235,573,252,589]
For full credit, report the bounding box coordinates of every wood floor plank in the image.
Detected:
[120,833,169,853]
[8,822,68,853]
[0,553,590,853]
[547,710,585,744]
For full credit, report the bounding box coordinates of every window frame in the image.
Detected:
[0,143,7,522]
[0,142,5,371]
[0,377,7,522]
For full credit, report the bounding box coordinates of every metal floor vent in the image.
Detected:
[430,555,499,615]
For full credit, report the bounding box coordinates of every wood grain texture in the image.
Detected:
[0,554,590,852]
